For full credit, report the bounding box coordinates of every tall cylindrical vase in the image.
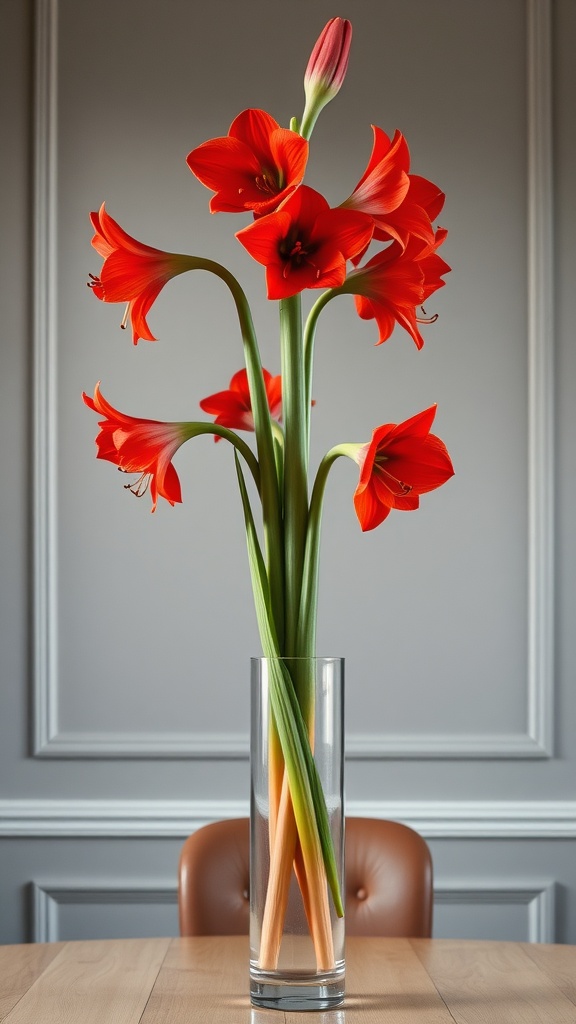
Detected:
[249,657,345,1011]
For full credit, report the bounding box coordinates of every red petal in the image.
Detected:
[229,369,251,395]
[269,128,309,186]
[265,374,282,419]
[277,185,330,228]
[229,109,279,155]
[127,291,159,344]
[86,383,134,424]
[158,461,182,505]
[390,406,438,440]
[374,203,435,248]
[187,137,260,193]
[409,175,445,220]
[371,472,419,510]
[94,204,162,258]
[236,211,291,265]
[353,482,391,531]
[265,263,310,300]
[316,209,374,261]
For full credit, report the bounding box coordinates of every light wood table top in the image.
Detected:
[1,935,576,1023]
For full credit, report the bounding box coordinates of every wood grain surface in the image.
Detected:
[1,936,575,1023]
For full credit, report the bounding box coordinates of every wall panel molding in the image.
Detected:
[434,881,556,944]
[31,882,175,943]
[32,0,555,760]
[525,0,555,760]
[2,798,575,839]
[30,878,556,943]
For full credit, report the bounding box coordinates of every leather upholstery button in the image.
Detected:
[356,887,367,901]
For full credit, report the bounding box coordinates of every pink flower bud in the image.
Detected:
[300,18,352,139]
[304,17,352,98]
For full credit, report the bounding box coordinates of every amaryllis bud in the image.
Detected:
[305,18,352,97]
[300,18,352,140]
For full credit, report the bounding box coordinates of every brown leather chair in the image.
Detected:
[178,816,432,938]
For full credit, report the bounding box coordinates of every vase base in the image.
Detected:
[250,964,345,1011]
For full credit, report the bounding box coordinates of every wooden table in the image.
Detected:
[1,935,576,1023]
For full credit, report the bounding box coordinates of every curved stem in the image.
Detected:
[189,422,261,490]
[189,257,285,648]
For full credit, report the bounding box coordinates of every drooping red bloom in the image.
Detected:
[236,185,374,300]
[340,229,450,348]
[353,406,454,531]
[82,383,194,511]
[341,126,444,252]
[199,368,282,442]
[88,204,195,345]
[186,109,308,216]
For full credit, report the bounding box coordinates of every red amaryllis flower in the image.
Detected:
[199,368,282,442]
[341,126,444,252]
[186,109,308,216]
[82,383,194,511]
[88,203,195,345]
[341,229,450,349]
[236,185,373,300]
[353,406,454,531]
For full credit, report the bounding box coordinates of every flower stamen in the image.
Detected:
[255,172,278,195]
[416,305,439,325]
[280,236,318,279]
[375,460,413,497]
[123,470,151,498]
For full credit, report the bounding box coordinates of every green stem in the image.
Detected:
[299,105,325,142]
[188,422,261,490]
[280,294,308,656]
[188,257,285,649]
[297,446,352,656]
[303,290,335,455]
[235,451,342,919]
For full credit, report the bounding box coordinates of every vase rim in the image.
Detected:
[251,655,344,662]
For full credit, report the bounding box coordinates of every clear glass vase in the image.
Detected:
[249,656,345,1011]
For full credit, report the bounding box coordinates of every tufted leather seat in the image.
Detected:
[178,816,432,938]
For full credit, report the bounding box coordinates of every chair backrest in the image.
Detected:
[178,816,432,938]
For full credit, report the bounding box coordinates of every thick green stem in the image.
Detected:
[280,294,308,656]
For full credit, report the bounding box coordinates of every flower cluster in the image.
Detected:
[84,19,452,531]
[83,17,455,972]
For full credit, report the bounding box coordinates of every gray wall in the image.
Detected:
[1,0,575,944]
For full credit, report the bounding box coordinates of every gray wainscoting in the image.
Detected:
[1,0,575,946]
